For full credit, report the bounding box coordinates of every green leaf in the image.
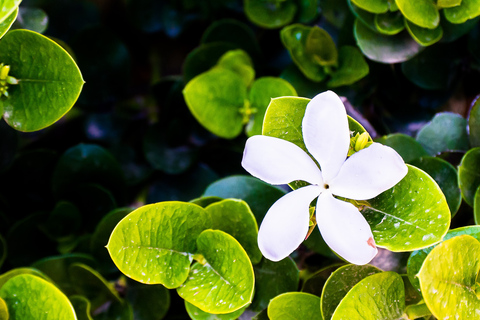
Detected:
[374,11,405,35]
[438,0,462,8]
[469,96,480,147]
[305,26,338,67]
[396,0,439,29]
[302,264,343,296]
[331,272,405,320]
[13,7,49,34]
[407,226,480,292]
[0,8,17,39]
[280,64,329,98]
[0,274,76,320]
[410,157,461,216]
[442,14,479,42]
[0,0,20,25]
[183,67,247,139]
[40,201,82,241]
[321,264,382,320]
[69,295,93,320]
[205,199,261,264]
[354,19,423,64]
[363,164,450,251]
[126,280,170,320]
[327,46,369,88]
[190,196,223,208]
[349,0,377,31]
[246,77,297,137]
[185,302,246,320]
[268,292,321,320]
[405,19,443,46]
[0,268,51,289]
[418,235,480,319]
[297,0,319,23]
[474,187,480,224]
[376,133,429,163]
[416,112,469,155]
[216,50,255,87]
[280,24,328,82]
[444,0,480,24]
[458,147,480,206]
[351,0,389,13]
[177,230,254,314]
[107,202,209,288]
[0,297,8,320]
[251,257,299,311]
[203,175,286,224]
[244,0,297,29]
[0,29,84,131]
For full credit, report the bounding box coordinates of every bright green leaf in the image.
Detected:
[459,147,480,206]
[376,133,429,163]
[416,112,469,155]
[0,0,20,25]
[246,76,297,137]
[444,0,480,24]
[327,46,369,88]
[216,50,255,87]
[0,297,8,320]
[185,302,246,320]
[396,0,440,29]
[0,8,17,39]
[405,19,443,46]
[244,0,297,29]
[268,292,321,320]
[331,272,405,320]
[351,0,389,13]
[0,268,51,289]
[349,0,377,31]
[107,202,209,288]
[363,165,450,251]
[321,264,382,320]
[354,19,423,63]
[177,230,254,314]
[468,96,480,147]
[474,186,480,224]
[374,11,405,35]
[183,67,247,139]
[0,29,84,131]
[418,235,480,319]
[438,0,462,7]
[0,274,77,320]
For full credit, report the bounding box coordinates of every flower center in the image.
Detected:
[324,183,330,189]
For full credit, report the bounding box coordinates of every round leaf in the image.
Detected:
[331,272,405,320]
[418,235,480,319]
[0,0,20,25]
[396,0,439,29]
[458,147,480,206]
[0,268,51,289]
[244,0,297,29]
[351,0,389,13]
[376,133,428,163]
[405,19,443,46]
[444,0,480,24]
[107,202,210,288]
[185,302,246,320]
[363,164,450,251]
[268,292,321,320]
[0,8,17,39]
[183,68,247,139]
[0,274,76,320]
[327,46,369,88]
[321,264,382,320]
[177,230,254,314]
[374,11,405,35]
[0,29,84,131]
[354,19,423,64]
[416,112,469,156]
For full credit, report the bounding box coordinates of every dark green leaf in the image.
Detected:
[126,280,170,320]
[468,95,480,147]
[374,11,405,35]
[458,147,480,206]
[244,0,297,29]
[301,264,343,297]
[405,19,443,46]
[69,295,93,320]
[376,133,429,163]
[327,46,369,88]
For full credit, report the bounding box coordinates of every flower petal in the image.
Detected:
[316,192,377,265]
[302,91,350,181]
[242,135,323,185]
[258,185,322,261]
[329,143,408,200]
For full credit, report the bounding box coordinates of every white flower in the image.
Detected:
[241,91,408,265]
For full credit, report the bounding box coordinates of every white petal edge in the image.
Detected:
[329,143,408,200]
[258,185,322,262]
[316,192,377,265]
[302,91,350,182]
[242,135,323,186]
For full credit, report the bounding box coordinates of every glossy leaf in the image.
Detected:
[185,302,245,320]
[458,147,480,206]
[0,0,20,25]
[331,272,405,319]
[374,11,405,35]
[203,175,286,224]
[126,280,170,320]
[216,50,255,87]
[0,274,76,320]
[438,0,462,7]
[396,0,439,29]
[407,225,480,291]
[376,133,428,163]
[363,165,450,251]
[280,24,328,82]
[349,0,377,31]
[244,0,297,29]
[321,264,382,320]
[474,186,480,224]
[0,29,84,131]
[177,230,254,314]
[251,257,299,311]
[107,202,209,288]
[468,95,480,147]
[405,19,443,46]
[246,77,297,137]
[351,0,388,13]
[416,112,469,155]
[354,19,423,64]
[0,268,51,289]
[327,46,369,88]
[0,8,16,39]
[0,297,7,320]
[205,199,261,264]
[418,235,480,319]
[268,292,321,320]
[444,0,480,24]
[183,68,247,139]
